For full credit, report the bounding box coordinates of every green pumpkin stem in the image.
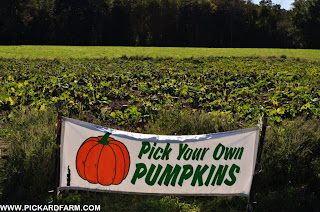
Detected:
[99,133,111,145]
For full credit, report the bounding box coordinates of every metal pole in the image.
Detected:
[247,115,267,212]
[53,111,62,204]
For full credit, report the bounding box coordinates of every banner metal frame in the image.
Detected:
[54,114,267,209]
[53,111,62,204]
[247,114,267,212]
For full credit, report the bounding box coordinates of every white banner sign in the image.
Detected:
[59,117,260,197]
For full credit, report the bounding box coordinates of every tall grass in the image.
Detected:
[0,107,56,203]
[1,108,319,211]
[144,109,255,135]
[256,116,320,211]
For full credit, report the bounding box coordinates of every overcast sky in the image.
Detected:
[251,0,295,10]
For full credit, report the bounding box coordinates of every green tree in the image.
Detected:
[291,0,320,48]
[177,0,217,46]
[0,0,22,44]
[255,0,285,47]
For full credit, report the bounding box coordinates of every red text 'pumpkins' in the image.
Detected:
[76,133,130,186]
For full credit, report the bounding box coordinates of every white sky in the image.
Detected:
[251,0,295,10]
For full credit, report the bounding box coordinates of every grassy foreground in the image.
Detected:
[0,57,320,211]
[1,45,320,61]
[1,107,319,211]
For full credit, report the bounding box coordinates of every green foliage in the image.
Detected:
[1,0,320,48]
[0,107,56,203]
[291,0,320,48]
[255,116,320,211]
[1,57,319,128]
[59,191,200,212]
[144,108,253,135]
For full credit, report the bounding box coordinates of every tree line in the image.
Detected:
[0,0,319,48]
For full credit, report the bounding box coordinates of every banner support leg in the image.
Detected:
[247,114,267,212]
[53,111,62,204]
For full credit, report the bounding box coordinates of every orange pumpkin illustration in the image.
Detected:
[76,133,130,185]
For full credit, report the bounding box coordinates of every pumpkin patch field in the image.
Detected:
[1,57,320,123]
[0,56,320,211]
